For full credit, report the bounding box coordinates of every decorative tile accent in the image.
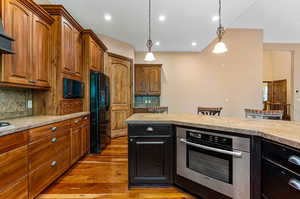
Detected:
[0,87,32,120]
[134,95,160,108]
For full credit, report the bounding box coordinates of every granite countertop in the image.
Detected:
[126,113,300,149]
[0,112,90,137]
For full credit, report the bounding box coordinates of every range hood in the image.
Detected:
[0,18,14,54]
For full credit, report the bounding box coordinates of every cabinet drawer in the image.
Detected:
[71,115,89,128]
[128,124,172,136]
[262,159,300,199]
[263,140,300,175]
[0,131,28,153]
[29,120,70,142]
[0,146,28,191]
[29,149,70,199]
[29,134,70,171]
[0,176,28,199]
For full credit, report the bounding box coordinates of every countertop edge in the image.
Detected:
[126,119,300,150]
[0,112,90,137]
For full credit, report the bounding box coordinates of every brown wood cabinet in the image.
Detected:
[70,116,90,164]
[39,5,84,115]
[135,64,161,96]
[0,116,89,199]
[0,0,54,88]
[105,53,133,138]
[82,30,106,72]
[0,131,28,199]
[82,29,107,111]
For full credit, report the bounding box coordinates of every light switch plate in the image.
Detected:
[27,100,32,109]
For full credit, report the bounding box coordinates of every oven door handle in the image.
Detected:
[180,138,243,158]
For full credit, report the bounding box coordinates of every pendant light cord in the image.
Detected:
[148,0,152,41]
[219,0,222,28]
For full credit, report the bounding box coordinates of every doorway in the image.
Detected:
[263,51,293,120]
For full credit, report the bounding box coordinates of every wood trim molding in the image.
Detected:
[81,29,108,51]
[0,82,50,90]
[107,52,133,62]
[41,5,83,31]
[135,64,162,67]
[17,0,54,25]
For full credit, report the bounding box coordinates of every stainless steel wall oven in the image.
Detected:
[176,127,251,199]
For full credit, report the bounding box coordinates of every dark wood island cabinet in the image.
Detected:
[128,124,173,187]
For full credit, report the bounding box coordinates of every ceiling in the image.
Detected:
[45,0,299,52]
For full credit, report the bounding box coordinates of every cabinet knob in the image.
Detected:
[51,161,57,167]
[51,137,57,143]
[28,80,37,83]
[51,127,57,132]
[289,178,300,191]
[146,127,154,132]
[74,120,80,124]
[130,139,134,142]
[288,155,300,166]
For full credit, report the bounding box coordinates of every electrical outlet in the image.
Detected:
[27,100,32,109]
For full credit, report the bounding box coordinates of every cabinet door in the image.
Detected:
[32,15,51,87]
[128,137,173,185]
[146,67,161,95]
[81,125,89,156]
[89,40,98,71]
[135,66,147,95]
[2,0,32,85]
[70,128,81,164]
[73,28,82,78]
[61,18,74,74]
[109,57,131,138]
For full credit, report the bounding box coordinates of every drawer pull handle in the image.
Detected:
[288,155,300,166]
[84,117,88,120]
[51,161,57,167]
[51,137,57,143]
[146,127,154,132]
[288,179,300,191]
[75,120,80,124]
[51,127,57,132]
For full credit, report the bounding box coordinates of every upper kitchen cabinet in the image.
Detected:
[135,64,161,96]
[0,0,54,88]
[82,29,107,72]
[41,5,84,81]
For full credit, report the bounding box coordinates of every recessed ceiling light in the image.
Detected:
[104,14,112,21]
[155,41,160,46]
[212,15,219,22]
[192,42,197,46]
[158,15,166,22]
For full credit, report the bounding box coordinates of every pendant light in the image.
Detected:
[144,0,156,61]
[212,0,228,54]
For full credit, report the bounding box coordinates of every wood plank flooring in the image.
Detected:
[38,137,196,199]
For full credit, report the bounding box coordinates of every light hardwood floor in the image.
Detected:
[38,137,196,199]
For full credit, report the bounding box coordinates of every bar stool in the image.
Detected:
[197,107,223,116]
[244,109,283,120]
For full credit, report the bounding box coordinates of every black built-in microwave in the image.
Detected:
[63,78,84,99]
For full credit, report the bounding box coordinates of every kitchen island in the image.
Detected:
[126,113,300,199]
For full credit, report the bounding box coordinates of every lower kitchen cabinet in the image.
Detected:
[262,140,300,199]
[128,124,173,186]
[71,127,82,164]
[0,115,90,199]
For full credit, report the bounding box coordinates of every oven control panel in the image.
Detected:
[188,131,232,148]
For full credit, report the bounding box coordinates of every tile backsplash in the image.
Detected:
[135,95,160,108]
[0,87,32,120]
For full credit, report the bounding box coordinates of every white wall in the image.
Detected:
[99,34,135,60]
[135,29,264,118]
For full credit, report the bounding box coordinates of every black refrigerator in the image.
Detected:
[90,70,110,154]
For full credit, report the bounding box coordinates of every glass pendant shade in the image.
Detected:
[212,41,228,54]
[144,51,156,61]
